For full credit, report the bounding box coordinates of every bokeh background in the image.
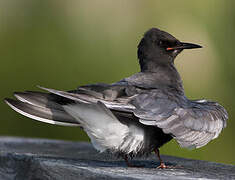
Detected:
[0,0,234,165]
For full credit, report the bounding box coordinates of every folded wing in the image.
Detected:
[132,92,228,149]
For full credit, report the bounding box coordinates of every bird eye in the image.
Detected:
[158,40,168,47]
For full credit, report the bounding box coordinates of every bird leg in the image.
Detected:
[154,148,168,169]
[123,155,144,168]
[154,149,182,169]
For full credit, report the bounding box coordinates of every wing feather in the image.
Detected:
[4,98,79,126]
[38,86,135,112]
[132,93,228,149]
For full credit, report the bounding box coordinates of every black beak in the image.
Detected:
[166,42,202,51]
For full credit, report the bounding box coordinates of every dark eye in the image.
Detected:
[158,40,163,46]
[158,40,168,47]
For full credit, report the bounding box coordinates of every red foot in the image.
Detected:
[157,162,182,169]
[157,162,168,169]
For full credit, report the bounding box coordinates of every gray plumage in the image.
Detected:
[4,28,228,162]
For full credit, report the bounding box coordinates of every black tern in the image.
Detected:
[4,28,228,168]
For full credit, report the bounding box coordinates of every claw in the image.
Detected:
[157,162,167,169]
[157,162,183,169]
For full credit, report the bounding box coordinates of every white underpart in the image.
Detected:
[63,102,145,153]
[120,124,145,153]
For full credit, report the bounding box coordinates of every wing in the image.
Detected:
[5,84,228,150]
[37,84,137,112]
[4,92,79,126]
[5,85,142,153]
[4,83,136,126]
[131,91,228,149]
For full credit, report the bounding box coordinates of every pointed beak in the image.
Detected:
[166,42,202,51]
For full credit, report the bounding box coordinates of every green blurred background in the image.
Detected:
[0,0,234,165]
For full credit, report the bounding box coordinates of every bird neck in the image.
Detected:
[140,61,184,93]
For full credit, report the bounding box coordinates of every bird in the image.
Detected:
[4,28,228,168]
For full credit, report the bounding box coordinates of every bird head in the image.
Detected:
[137,28,202,72]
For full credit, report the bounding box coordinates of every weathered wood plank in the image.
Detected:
[0,137,234,180]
